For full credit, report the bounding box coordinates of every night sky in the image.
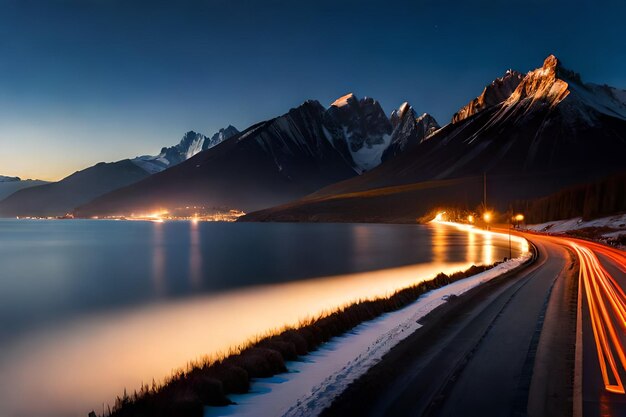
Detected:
[1,0,625,180]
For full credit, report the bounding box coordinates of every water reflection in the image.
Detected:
[483,231,494,265]
[189,220,202,289]
[0,220,526,417]
[0,260,473,417]
[432,222,447,264]
[467,227,478,263]
[152,222,166,295]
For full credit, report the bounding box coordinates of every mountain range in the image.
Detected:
[0,176,49,202]
[0,126,239,217]
[242,55,626,222]
[132,126,239,174]
[1,54,624,221]
[76,95,437,217]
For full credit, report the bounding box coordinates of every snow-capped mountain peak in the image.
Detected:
[0,175,20,182]
[503,54,626,121]
[323,93,393,172]
[383,103,440,161]
[331,93,357,108]
[390,102,411,128]
[132,125,239,174]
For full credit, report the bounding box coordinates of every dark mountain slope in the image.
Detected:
[0,160,150,217]
[76,101,362,216]
[0,177,49,201]
[243,55,626,222]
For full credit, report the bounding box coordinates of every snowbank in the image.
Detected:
[528,213,626,234]
[205,250,532,417]
[528,214,626,248]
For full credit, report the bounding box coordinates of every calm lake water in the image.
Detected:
[0,219,526,417]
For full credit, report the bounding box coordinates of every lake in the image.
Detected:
[0,219,526,416]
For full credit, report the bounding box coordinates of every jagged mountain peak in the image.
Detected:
[504,54,572,108]
[502,55,626,121]
[0,175,21,182]
[416,112,437,125]
[390,102,412,128]
[323,93,392,172]
[382,105,440,162]
[534,54,580,81]
[301,99,324,109]
[331,93,357,108]
[132,125,239,174]
[452,69,524,123]
[542,54,559,70]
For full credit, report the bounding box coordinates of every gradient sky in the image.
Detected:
[1,0,625,181]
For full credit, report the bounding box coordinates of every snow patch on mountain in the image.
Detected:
[331,93,356,108]
[502,55,626,124]
[570,83,626,120]
[383,103,440,161]
[349,133,392,172]
[131,126,239,174]
[324,94,393,172]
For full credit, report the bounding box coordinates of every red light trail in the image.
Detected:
[568,240,626,394]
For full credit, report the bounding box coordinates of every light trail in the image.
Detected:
[567,240,626,394]
[431,222,626,394]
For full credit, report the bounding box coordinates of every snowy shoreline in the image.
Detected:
[206,232,532,417]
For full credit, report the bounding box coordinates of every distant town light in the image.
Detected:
[468,215,474,223]
[483,212,492,223]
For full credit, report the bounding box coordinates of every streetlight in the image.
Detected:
[468,214,474,224]
[514,213,524,229]
[483,211,492,230]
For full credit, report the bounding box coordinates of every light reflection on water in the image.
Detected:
[0,220,527,417]
[152,222,166,295]
[483,231,494,265]
[189,221,202,289]
[432,221,447,264]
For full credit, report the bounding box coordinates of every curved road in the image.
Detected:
[321,231,626,417]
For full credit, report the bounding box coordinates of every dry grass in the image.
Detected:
[104,262,500,417]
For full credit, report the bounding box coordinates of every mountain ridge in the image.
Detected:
[242,54,626,223]
[75,95,436,217]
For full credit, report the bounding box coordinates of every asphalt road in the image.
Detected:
[321,233,579,417]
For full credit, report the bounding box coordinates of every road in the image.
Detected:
[321,232,626,417]
[568,238,626,417]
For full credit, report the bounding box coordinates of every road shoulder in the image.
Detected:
[527,244,579,417]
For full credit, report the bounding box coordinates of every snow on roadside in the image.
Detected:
[205,249,532,417]
[528,214,626,248]
[527,213,626,234]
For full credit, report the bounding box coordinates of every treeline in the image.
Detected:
[516,172,626,223]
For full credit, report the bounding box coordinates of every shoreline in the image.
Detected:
[211,251,535,417]
[105,235,533,417]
